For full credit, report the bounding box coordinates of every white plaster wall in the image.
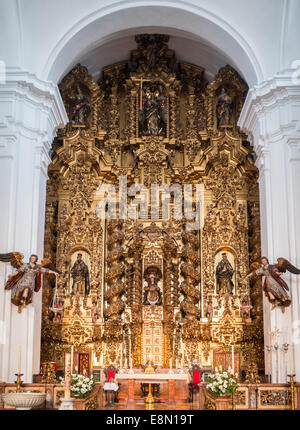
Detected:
[0,73,67,382]
[0,0,299,87]
[239,76,300,382]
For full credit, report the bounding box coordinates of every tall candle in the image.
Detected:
[289,344,293,374]
[70,346,74,375]
[120,340,123,368]
[64,353,71,398]
[65,369,71,399]
[231,345,234,372]
[169,358,172,369]
[18,346,21,374]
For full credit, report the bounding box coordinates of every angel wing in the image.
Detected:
[41,258,61,274]
[0,252,24,268]
[246,262,261,275]
[276,258,300,274]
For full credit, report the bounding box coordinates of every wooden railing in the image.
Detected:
[0,381,104,410]
[200,382,300,410]
[1,380,300,409]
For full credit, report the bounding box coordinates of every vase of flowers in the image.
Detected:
[206,366,239,410]
[60,373,95,398]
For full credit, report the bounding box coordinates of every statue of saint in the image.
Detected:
[139,83,166,136]
[143,273,162,305]
[216,253,234,295]
[70,87,90,125]
[205,301,213,322]
[53,300,64,322]
[240,295,252,322]
[91,301,99,323]
[70,253,90,296]
[216,87,233,126]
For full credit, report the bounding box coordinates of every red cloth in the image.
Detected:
[41,362,57,373]
[34,270,42,292]
[107,369,115,381]
[193,370,200,385]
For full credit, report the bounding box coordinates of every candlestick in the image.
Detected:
[15,373,24,392]
[18,346,21,375]
[288,374,296,410]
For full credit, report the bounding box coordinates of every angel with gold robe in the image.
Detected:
[244,256,300,313]
[0,252,60,313]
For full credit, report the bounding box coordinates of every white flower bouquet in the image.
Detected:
[206,366,239,397]
[60,373,95,398]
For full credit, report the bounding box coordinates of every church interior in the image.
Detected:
[0,0,300,412]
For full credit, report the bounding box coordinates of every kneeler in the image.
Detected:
[188,369,200,402]
[105,367,120,403]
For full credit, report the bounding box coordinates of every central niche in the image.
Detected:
[138,80,167,137]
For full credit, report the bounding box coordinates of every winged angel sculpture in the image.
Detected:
[244,256,300,313]
[0,252,60,313]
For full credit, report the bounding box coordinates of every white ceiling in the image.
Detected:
[77,30,238,84]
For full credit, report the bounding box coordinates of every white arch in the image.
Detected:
[43,0,263,86]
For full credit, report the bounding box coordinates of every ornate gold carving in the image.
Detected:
[42,34,263,374]
[260,389,291,407]
[234,389,247,406]
[84,393,99,410]
[204,395,216,410]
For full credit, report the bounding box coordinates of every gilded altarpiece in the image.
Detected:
[41,35,264,376]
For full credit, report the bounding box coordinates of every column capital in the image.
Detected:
[0,68,68,147]
[238,71,300,153]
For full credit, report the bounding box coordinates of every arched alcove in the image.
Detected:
[44,2,263,87]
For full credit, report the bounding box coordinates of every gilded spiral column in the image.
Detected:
[162,236,177,307]
[180,230,201,320]
[104,220,125,322]
[128,237,143,367]
[248,201,263,320]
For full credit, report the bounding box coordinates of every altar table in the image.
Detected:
[116,373,189,407]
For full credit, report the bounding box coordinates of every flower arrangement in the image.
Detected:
[60,373,95,398]
[206,366,239,397]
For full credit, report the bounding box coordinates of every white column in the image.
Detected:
[238,71,300,382]
[0,70,67,383]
